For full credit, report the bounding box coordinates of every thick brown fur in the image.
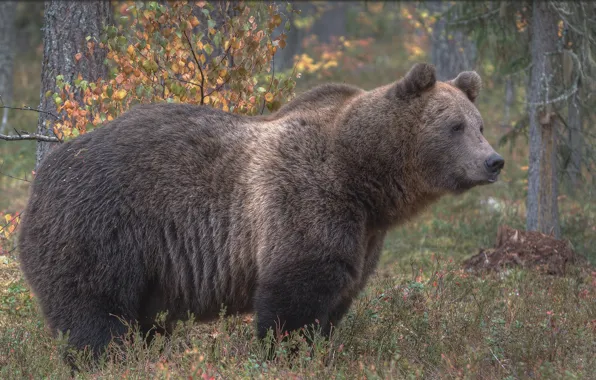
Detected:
[18,63,503,359]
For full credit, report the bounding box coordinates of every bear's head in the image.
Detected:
[394,63,504,194]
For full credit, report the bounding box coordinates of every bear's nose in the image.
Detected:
[485,153,505,173]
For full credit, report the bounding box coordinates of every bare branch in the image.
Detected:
[0,170,30,183]
[0,105,60,120]
[261,54,275,115]
[447,7,500,27]
[0,132,61,142]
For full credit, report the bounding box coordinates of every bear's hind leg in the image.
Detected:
[49,301,132,367]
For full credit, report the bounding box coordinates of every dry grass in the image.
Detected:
[1,253,595,379]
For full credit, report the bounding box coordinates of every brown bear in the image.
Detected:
[18,63,503,359]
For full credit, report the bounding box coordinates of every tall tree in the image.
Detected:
[0,1,17,134]
[311,1,348,44]
[448,1,596,237]
[501,77,515,129]
[526,1,561,237]
[35,1,112,168]
[426,1,477,80]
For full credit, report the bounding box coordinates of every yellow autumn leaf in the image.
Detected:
[520,166,529,171]
[127,44,135,56]
[265,93,274,102]
[218,69,227,78]
[113,89,127,100]
[4,214,12,223]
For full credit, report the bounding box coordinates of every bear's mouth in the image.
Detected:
[486,171,501,183]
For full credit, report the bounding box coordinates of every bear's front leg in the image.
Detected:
[254,255,359,340]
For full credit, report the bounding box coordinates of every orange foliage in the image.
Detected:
[51,1,298,140]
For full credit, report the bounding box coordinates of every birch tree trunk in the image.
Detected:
[35,0,111,169]
[0,1,17,134]
[526,1,561,238]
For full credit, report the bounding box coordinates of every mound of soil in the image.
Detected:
[463,225,588,275]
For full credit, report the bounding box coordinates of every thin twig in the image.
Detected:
[0,105,59,120]
[210,43,233,73]
[0,163,31,183]
[261,55,275,115]
[447,7,500,27]
[183,30,205,105]
[489,348,509,373]
[205,76,232,97]
[0,171,30,183]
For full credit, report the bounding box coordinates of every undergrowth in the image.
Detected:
[1,254,595,379]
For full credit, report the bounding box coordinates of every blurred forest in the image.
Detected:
[1,1,596,378]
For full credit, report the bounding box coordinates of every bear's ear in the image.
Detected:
[394,63,437,99]
[448,71,482,102]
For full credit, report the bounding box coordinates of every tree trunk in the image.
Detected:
[526,1,561,238]
[0,1,17,134]
[36,0,112,169]
[566,90,582,191]
[501,77,515,129]
[311,2,348,44]
[427,2,477,81]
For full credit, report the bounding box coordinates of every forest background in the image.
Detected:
[0,1,595,378]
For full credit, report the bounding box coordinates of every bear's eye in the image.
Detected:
[451,124,464,133]
[480,125,484,134]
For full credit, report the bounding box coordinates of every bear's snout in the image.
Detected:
[485,153,505,174]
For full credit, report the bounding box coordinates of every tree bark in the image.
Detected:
[526,1,561,238]
[566,90,582,191]
[0,1,17,134]
[501,77,515,129]
[426,1,477,81]
[36,0,112,169]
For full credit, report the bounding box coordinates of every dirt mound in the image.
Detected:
[463,225,588,275]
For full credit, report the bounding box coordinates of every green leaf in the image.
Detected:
[213,32,222,48]
[208,19,216,29]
